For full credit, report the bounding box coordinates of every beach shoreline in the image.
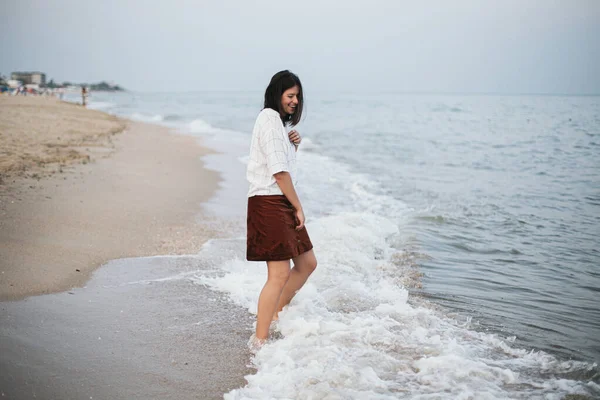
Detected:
[0,96,220,301]
[0,96,255,399]
[0,252,254,400]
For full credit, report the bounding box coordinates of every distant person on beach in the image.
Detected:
[246,70,317,350]
[81,86,88,106]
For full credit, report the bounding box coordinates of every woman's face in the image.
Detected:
[280,85,300,116]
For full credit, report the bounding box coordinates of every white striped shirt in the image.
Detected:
[246,108,297,197]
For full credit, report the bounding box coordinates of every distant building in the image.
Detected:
[11,71,46,86]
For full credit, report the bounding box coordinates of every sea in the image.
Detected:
[66,90,600,399]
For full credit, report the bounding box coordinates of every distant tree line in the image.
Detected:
[45,79,125,91]
[0,73,124,91]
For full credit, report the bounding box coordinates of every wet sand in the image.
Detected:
[0,96,253,398]
[0,254,254,399]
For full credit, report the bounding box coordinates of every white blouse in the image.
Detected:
[246,108,297,197]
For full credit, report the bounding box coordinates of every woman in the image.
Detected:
[246,70,318,350]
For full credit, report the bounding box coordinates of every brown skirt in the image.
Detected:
[247,195,313,262]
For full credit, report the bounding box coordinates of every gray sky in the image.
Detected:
[1,0,599,94]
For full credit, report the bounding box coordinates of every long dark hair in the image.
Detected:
[263,70,304,127]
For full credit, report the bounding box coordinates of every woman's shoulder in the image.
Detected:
[254,108,284,134]
[257,107,282,123]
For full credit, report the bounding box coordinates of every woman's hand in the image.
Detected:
[288,130,302,147]
[295,208,305,231]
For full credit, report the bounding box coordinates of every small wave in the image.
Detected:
[416,215,447,224]
[185,119,249,149]
[191,212,598,399]
[189,118,218,134]
[584,195,600,206]
[163,114,184,121]
[87,101,116,110]
[449,241,523,255]
[130,112,163,122]
[299,137,319,151]
[431,104,465,113]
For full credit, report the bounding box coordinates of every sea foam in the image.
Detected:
[191,210,596,399]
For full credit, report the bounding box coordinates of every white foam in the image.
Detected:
[130,112,163,122]
[186,118,249,149]
[189,118,218,134]
[298,136,319,151]
[87,101,116,110]
[297,150,412,221]
[191,211,597,399]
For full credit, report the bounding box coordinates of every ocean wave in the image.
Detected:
[299,137,319,151]
[189,118,219,134]
[189,143,598,398]
[163,114,184,121]
[130,112,164,122]
[87,101,116,110]
[432,104,466,113]
[191,212,598,399]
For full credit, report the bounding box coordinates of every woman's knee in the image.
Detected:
[308,257,317,273]
[267,266,291,287]
[301,253,317,274]
[269,273,290,288]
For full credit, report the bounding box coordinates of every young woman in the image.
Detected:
[246,70,318,349]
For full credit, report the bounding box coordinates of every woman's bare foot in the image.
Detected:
[269,319,279,334]
[247,334,267,353]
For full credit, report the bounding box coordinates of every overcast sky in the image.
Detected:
[1,0,599,94]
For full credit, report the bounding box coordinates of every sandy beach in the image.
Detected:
[0,96,219,300]
[0,96,252,398]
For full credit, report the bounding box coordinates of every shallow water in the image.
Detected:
[74,91,600,398]
[302,94,600,365]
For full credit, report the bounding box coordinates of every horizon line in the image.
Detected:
[121,89,600,97]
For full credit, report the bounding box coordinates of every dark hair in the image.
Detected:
[263,70,304,126]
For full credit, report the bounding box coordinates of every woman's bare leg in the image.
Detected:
[273,250,317,319]
[256,260,291,340]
